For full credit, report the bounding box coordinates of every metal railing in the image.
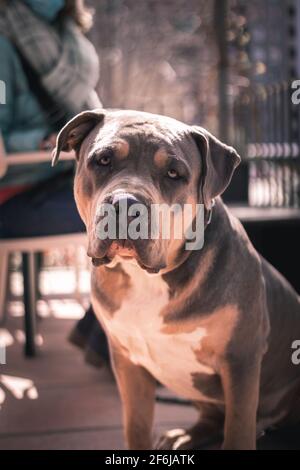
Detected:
[233,81,300,208]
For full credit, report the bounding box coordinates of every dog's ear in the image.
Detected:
[52,109,105,166]
[191,126,241,209]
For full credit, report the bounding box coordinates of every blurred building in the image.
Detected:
[88,0,219,132]
[247,0,296,84]
[233,0,300,208]
[86,0,300,208]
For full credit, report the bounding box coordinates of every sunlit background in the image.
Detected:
[0,0,300,450]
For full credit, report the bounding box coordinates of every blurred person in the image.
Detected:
[0,0,109,368]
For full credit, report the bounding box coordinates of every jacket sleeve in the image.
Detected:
[0,35,48,153]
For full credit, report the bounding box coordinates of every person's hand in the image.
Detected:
[39,133,57,151]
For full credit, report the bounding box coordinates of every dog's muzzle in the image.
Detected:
[90,192,147,263]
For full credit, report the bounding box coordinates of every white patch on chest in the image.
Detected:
[95,258,216,401]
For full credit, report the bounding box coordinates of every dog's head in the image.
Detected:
[53,109,240,273]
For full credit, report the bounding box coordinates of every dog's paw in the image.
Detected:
[156,428,193,450]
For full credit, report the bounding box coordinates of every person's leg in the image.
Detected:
[69,304,96,348]
[0,177,85,237]
[85,319,110,368]
[69,304,111,368]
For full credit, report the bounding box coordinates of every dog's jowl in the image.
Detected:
[53,109,300,450]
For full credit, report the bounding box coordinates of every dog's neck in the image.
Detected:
[162,198,231,291]
[147,198,217,277]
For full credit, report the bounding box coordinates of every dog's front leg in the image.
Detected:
[111,346,156,450]
[220,355,262,450]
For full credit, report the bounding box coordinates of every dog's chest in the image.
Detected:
[96,261,216,401]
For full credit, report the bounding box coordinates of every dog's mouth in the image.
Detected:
[107,240,135,258]
[91,240,134,265]
[91,240,164,274]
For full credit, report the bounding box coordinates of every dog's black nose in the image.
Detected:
[112,193,141,218]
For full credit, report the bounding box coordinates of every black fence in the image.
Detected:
[233,81,300,208]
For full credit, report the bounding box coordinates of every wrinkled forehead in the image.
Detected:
[82,111,201,167]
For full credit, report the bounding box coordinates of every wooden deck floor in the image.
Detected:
[0,304,197,450]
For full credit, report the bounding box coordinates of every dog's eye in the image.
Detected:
[167,168,180,180]
[99,155,111,166]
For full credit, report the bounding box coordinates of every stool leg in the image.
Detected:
[35,252,43,300]
[0,250,8,324]
[22,252,37,357]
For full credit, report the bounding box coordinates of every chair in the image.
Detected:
[0,136,87,357]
